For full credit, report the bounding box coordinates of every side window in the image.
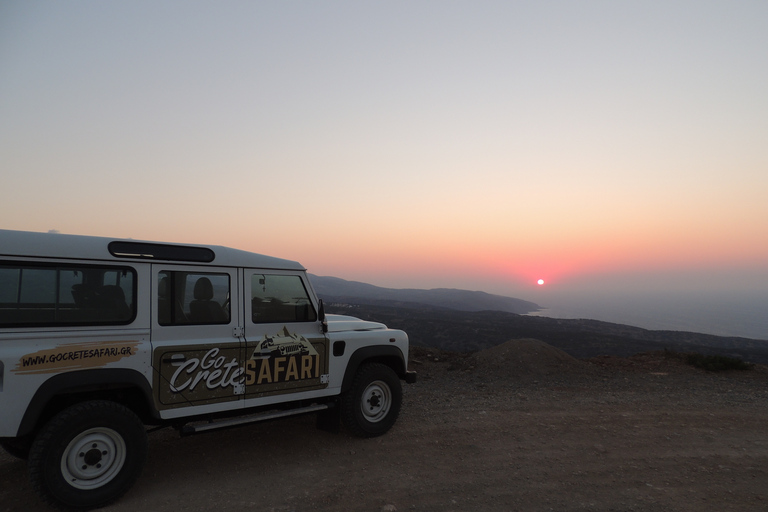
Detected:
[251,274,317,324]
[0,263,135,327]
[158,271,230,326]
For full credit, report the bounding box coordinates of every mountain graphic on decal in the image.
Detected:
[250,327,319,360]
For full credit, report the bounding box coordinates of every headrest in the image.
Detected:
[193,277,214,300]
[158,276,168,297]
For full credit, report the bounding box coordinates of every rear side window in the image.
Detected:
[158,271,230,326]
[251,274,317,324]
[0,263,136,327]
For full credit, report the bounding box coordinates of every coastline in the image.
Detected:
[526,292,768,340]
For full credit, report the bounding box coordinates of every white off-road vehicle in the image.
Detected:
[0,230,415,510]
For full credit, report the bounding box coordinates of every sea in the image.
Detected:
[526,290,768,341]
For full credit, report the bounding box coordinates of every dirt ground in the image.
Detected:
[2,339,768,512]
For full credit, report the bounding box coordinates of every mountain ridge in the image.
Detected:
[310,275,768,363]
[309,274,541,314]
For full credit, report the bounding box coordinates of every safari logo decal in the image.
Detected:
[246,327,321,385]
[157,327,328,408]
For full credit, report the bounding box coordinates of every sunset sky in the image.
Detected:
[2,1,767,303]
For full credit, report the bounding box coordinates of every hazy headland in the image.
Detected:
[311,275,768,364]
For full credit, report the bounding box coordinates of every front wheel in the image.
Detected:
[341,363,402,438]
[28,400,147,511]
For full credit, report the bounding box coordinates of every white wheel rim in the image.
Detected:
[61,428,126,490]
[361,380,391,423]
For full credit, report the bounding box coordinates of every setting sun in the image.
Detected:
[537,279,545,285]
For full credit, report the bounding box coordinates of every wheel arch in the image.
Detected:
[17,369,157,438]
[340,345,406,394]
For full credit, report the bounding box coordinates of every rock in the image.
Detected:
[471,338,587,380]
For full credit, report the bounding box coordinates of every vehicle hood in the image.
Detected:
[324,314,387,332]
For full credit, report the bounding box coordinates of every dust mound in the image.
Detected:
[472,338,586,379]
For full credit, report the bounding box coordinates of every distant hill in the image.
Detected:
[309,275,541,314]
[310,275,768,364]
[322,300,768,365]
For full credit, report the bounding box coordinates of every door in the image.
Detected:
[151,266,244,412]
[242,270,329,399]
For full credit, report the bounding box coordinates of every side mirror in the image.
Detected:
[318,299,328,334]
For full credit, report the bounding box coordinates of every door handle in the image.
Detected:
[162,354,187,364]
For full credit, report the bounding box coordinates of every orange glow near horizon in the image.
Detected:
[3,2,768,303]
[18,215,766,297]
[293,226,768,296]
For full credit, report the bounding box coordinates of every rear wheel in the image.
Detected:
[28,400,147,510]
[342,363,402,437]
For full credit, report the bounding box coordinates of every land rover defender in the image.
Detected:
[0,229,416,510]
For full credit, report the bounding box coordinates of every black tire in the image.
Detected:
[341,363,402,438]
[28,400,147,511]
[0,436,33,460]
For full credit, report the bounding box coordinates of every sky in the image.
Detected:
[2,1,767,316]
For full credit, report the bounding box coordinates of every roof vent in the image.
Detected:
[108,241,215,262]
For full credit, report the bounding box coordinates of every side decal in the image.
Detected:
[155,327,328,408]
[14,340,140,375]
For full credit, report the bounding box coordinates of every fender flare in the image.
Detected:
[340,345,406,394]
[17,368,156,437]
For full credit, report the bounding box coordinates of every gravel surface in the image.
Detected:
[2,340,767,512]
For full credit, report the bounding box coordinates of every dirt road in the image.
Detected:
[2,341,767,512]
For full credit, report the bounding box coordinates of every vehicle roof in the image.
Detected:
[0,229,306,271]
